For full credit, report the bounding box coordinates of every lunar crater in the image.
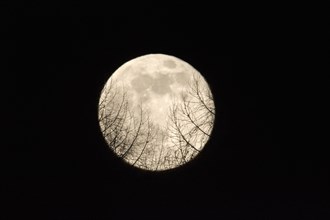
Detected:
[130,73,153,93]
[163,59,177,69]
[151,73,174,95]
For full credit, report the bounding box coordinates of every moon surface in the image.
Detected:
[98,54,215,171]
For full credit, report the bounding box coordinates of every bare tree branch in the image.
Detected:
[167,73,215,161]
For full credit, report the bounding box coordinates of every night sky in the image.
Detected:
[2,7,328,220]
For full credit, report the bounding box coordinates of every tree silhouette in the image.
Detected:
[99,73,215,170]
[98,79,159,168]
[167,73,215,163]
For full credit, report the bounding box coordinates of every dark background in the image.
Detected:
[2,5,328,220]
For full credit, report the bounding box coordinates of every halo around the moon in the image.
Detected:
[98,54,215,171]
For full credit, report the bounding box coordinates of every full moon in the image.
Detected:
[98,54,215,171]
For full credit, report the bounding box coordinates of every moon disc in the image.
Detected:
[98,54,215,171]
